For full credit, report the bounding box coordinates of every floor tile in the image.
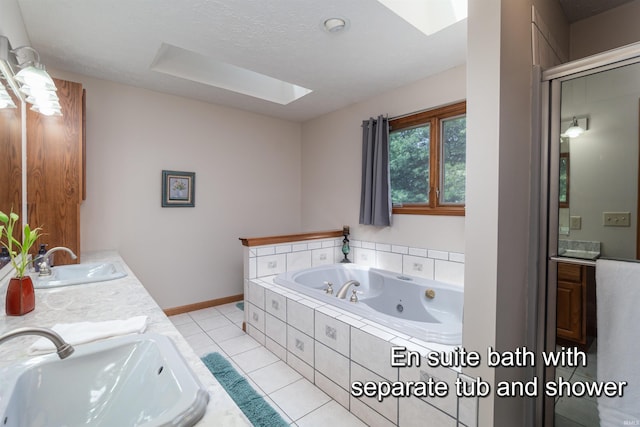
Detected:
[206,324,246,342]
[188,307,223,321]
[183,331,215,350]
[218,334,261,356]
[555,394,599,427]
[174,321,203,337]
[249,360,302,394]
[226,311,245,323]
[296,401,368,427]
[193,343,223,358]
[217,302,243,314]
[269,378,331,421]
[168,313,192,326]
[195,315,234,332]
[232,346,280,373]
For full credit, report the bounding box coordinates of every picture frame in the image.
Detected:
[162,170,195,207]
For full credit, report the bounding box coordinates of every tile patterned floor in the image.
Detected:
[554,341,599,427]
[170,302,367,427]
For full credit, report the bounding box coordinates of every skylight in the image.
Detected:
[377,0,467,36]
[150,43,312,105]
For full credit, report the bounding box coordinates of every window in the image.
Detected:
[389,101,466,215]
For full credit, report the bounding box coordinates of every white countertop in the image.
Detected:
[0,251,250,427]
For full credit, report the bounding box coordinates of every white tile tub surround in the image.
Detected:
[241,235,471,425]
[243,236,464,286]
[244,277,479,426]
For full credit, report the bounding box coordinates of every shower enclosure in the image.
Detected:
[539,42,640,426]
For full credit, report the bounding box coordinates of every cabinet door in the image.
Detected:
[556,280,583,341]
[27,78,83,265]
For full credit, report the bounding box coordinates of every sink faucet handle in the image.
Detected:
[350,289,358,303]
[324,281,334,295]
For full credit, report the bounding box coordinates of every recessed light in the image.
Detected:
[323,17,348,33]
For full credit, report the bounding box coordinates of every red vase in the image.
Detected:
[5,276,35,316]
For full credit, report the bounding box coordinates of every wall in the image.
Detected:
[48,69,302,309]
[561,66,640,259]
[570,0,640,60]
[300,65,466,254]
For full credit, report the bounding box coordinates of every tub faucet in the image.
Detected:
[37,246,78,276]
[0,327,75,359]
[336,280,360,299]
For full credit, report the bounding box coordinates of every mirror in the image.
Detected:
[0,86,22,227]
[558,61,640,260]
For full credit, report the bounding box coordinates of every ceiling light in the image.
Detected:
[323,18,347,33]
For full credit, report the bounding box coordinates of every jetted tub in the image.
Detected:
[274,263,463,345]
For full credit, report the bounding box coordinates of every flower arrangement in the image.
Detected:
[0,210,43,278]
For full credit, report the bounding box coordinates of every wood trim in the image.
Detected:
[389,101,467,216]
[389,101,467,131]
[239,230,343,247]
[392,206,465,216]
[82,89,86,202]
[163,293,244,316]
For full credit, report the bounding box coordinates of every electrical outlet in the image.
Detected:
[603,212,630,227]
[413,262,423,272]
[267,261,277,269]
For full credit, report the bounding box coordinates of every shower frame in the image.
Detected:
[537,41,640,426]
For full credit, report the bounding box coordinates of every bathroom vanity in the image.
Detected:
[556,262,596,351]
[0,251,251,426]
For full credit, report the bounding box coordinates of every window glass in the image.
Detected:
[390,124,430,205]
[441,116,466,204]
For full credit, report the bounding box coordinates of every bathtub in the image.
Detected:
[274,263,463,345]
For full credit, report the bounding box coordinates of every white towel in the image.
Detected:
[596,259,640,426]
[28,315,148,354]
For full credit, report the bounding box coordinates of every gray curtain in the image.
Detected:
[359,115,391,226]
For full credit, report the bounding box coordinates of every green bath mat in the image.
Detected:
[201,352,288,427]
[235,301,244,311]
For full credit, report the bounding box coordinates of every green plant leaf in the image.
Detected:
[9,212,18,222]
[0,212,8,224]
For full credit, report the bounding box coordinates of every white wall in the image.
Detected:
[50,70,302,309]
[561,66,640,259]
[300,65,466,253]
[570,0,640,60]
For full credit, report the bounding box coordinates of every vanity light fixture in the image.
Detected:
[0,81,17,108]
[564,116,585,138]
[0,35,61,116]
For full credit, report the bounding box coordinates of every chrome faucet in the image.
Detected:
[336,280,360,299]
[37,246,78,276]
[0,327,74,359]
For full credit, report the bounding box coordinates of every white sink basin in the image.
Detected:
[32,262,127,289]
[0,333,209,426]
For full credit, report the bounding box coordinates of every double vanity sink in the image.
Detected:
[0,251,249,427]
[0,333,209,427]
[31,261,127,289]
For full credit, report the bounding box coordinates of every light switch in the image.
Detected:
[603,212,630,227]
[570,216,581,230]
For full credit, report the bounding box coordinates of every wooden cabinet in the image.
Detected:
[26,78,84,265]
[556,262,596,350]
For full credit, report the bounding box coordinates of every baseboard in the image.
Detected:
[163,294,244,316]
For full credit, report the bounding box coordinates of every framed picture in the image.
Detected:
[162,170,195,207]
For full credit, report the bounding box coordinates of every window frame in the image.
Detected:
[389,101,466,216]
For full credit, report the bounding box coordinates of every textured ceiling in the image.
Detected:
[15,0,467,122]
